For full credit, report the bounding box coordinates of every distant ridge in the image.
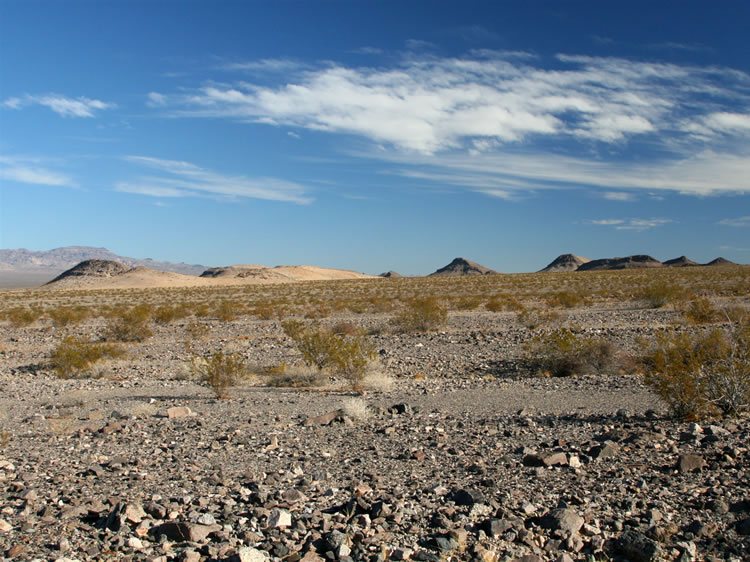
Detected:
[539,254,591,272]
[704,257,736,266]
[576,255,663,272]
[663,256,698,267]
[379,271,402,278]
[429,258,497,276]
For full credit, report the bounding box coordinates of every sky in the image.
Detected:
[1,0,749,275]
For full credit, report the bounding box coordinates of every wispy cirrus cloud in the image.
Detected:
[590,218,672,231]
[148,51,750,197]
[3,94,114,117]
[719,216,750,227]
[0,156,76,187]
[118,156,311,204]
[602,191,636,201]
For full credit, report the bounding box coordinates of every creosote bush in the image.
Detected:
[516,307,565,331]
[282,320,376,389]
[191,351,248,398]
[47,306,89,328]
[106,304,153,342]
[680,296,718,325]
[2,307,41,328]
[392,297,447,333]
[640,282,685,309]
[50,336,125,378]
[524,329,626,378]
[643,321,749,420]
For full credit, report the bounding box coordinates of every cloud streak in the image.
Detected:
[118,156,312,204]
[3,94,114,117]
[0,156,77,187]
[590,218,672,231]
[719,216,750,227]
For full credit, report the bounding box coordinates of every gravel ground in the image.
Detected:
[0,306,748,561]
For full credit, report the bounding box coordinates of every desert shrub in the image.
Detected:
[2,307,41,328]
[524,329,625,377]
[47,306,89,328]
[215,299,242,322]
[282,321,376,389]
[153,304,189,325]
[546,291,585,309]
[191,351,248,398]
[680,296,719,325]
[640,282,685,309]
[185,319,210,340]
[264,364,326,388]
[392,297,447,333]
[341,397,371,422]
[106,304,153,342]
[643,323,750,419]
[485,296,524,313]
[453,296,482,311]
[50,336,125,378]
[516,307,565,331]
[331,321,359,336]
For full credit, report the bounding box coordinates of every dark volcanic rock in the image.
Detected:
[577,255,663,271]
[429,257,497,276]
[539,254,591,272]
[46,259,131,284]
[663,256,698,267]
[704,257,736,266]
[380,271,403,278]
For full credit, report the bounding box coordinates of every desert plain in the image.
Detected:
[0,263,749,562]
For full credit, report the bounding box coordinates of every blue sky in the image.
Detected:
[1,0,749,274]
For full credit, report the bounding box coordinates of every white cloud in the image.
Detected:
[119,156,311,204]
[591,218,672,231]
[719,216,750,227]
[150,51,750,196]
[3,94,114,117]
[602,191,636,201]
[0,156,76,187]
[146,92,168,107]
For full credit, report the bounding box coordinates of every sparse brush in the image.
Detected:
[524,329,627,378]
[546,291,585,309]
[453,296,482,311]
[485,296,523,313]
[2,307,41,328]
[264,364,327,388]
[680,296,719,325]
[215,299,242,322]
[184,319,211,340]
[153,304,189,325]
[282,320,376,390]
[643,321,750,420]
[50,335,126,378]
[361,361,395,392]
[105,304,153,342]
[516,307,565,331]
[392,297,447,333]
[640,282,686,309]
[47,306,89,328]
[191,350,248,398]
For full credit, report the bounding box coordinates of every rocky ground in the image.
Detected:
[0,307,748,561]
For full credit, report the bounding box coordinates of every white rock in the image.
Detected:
[267,508,291,528]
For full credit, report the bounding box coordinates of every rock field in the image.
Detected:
[0,308,748,561]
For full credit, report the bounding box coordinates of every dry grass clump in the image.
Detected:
[546,291,586,309]
[485,296,524,313]
[50,336,126,379]
[361,361,395,392]
[191,350,248,398]
[515,306,565,331]
[264,363,327,388]
[153,304,189,325]
[643,321,749,420]
[105,304,153,342]
[2,306,42,328]
[392,297,447,333]
[640,282,687,309]
[215,299,243,322]
[524,329,628,378]
[282,320,376,390]
[341,397,371,422]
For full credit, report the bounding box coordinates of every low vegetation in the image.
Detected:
[191,350,248,398]
[50,336,126,378]
[105,304,153,342]
[524,329,628,378]
[392,297,447,332]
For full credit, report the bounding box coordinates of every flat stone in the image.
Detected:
[268,508,292,528]
[232,547,269,562]
[540,508,584,534]
[616,529,663,562]
[0,519,11,532]
[167,406,194,419]
[678,454,706,473]
[149,521,220,542]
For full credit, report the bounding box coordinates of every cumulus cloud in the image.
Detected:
[3,94,114,117]
[719,216,750,227]
[118,156,311,204]
[0,156,76,187]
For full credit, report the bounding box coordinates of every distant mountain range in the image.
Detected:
[0,246,207,281]
[540,254,737,272]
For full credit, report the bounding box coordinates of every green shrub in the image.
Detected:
[640,282,685,309]
[191,351,248,398]
[282,321,376,389]
[50,336,125,378]
[643,323,749,419]
[392,297,447,332]
[524,329,624,377]
[47,306,89,328]
[106,304,153,342]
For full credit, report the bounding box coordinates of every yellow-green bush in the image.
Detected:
[47,306,89,328]
[524,329,625,377]
[643,322,749,419]
[191,351,248,398]
[640,282,685,309]
[392,297,447,333]
[2,307,41,328]
[105,304,153,342]
[50,336,125,378]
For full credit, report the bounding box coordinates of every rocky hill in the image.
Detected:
[663,256,698,267]
[705,257,736,266]
[429,258,497,276]
[46,259,131,284]
[0,246,206,278]
[539,254,591,272]
[379,271,403,278]
[577,255,664,272]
